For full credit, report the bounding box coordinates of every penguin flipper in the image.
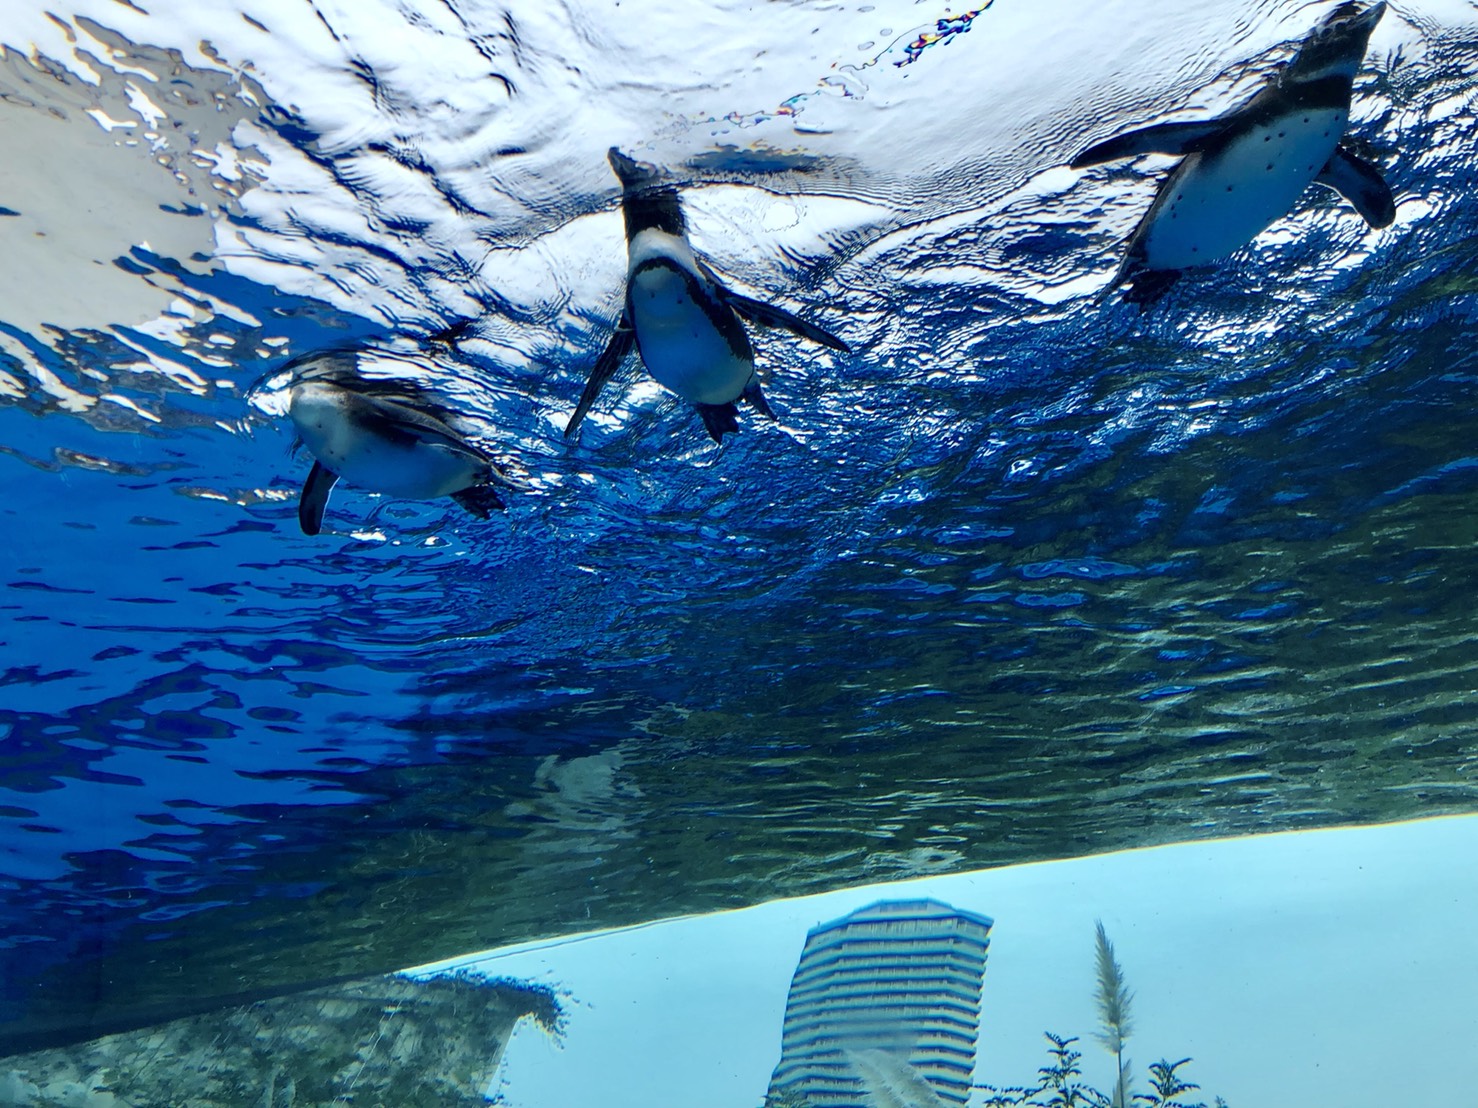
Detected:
[451,485,506,519]
[299,460,339,536]
[694,403,740,442]
[723,291,850,352]
[1315,145,1396,229]
[565,317,636,438]
[1070,119,1226,168]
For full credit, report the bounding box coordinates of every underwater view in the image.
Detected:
[2,0,1478,1102]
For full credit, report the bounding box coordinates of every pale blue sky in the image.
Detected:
[411,814,1478,1107]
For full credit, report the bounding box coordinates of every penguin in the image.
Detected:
[283,353,509,535]
[1070,1,1394,307]
[564,147,850,443]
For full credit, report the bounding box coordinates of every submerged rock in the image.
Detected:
[0,974,558,1107]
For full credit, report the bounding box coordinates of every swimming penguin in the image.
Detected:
[283,355,509,535]
[1070,1,1394,307]
[564,147,849,443]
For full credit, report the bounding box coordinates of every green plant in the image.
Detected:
[1027,1034,1110,1108]
[1131,1058,1206,1108]
[972,1038,1227,1108]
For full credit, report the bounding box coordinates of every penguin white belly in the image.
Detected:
[323,437,477,499]
[1142,107,1347,269]
[289,388,479,499]
[629,265,752,406]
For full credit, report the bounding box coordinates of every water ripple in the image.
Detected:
[3,0,1478,1045]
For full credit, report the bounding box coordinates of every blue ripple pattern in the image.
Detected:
[1,0,1477,1046]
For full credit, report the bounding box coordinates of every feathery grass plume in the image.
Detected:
[1092,921,1135,1108]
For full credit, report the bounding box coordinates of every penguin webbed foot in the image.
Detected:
[451,485,507,519]
[695,403,740,443]
[1316,145,1396,229]
[742,380,776,422]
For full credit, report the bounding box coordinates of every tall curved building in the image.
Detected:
[766,898,993,1107]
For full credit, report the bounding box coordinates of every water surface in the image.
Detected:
[2,0,1476,1048]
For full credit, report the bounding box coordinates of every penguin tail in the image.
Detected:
[1123,269,1182,311]
[451,485,507,519]
[694,403,740,443]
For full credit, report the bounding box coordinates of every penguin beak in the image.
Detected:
[1331,1,1385,32]
[607,147,661,190]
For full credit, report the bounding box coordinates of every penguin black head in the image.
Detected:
[608,147,686,239]
[1287,1,1385,84]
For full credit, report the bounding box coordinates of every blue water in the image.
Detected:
[3,0,1478,1051]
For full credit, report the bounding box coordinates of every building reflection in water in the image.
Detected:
[766,899,993,1108]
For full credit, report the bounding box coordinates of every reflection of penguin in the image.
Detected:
[1071,1,1393,307]
[565,148,849,443]
[283,353,509,535]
